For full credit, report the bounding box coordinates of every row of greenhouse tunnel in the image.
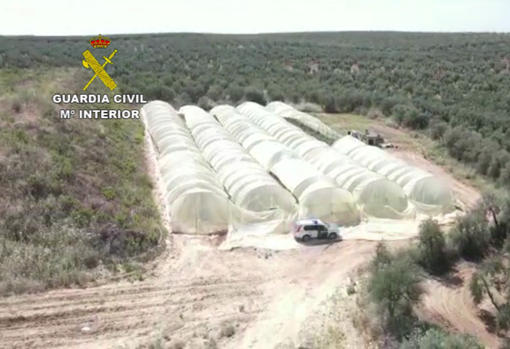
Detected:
[142,100,456,234]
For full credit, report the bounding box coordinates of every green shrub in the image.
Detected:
[450,208,491,261]
[243,86,266,105]
[415,219,450,275]
[367,243,424,339]
[400,328,484,349]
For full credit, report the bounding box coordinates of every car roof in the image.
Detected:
[295,219,325,225]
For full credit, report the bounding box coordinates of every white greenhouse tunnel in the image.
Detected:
[265,101,342,140]
[211,105,361,225]
[211,106,301,168]
[237,102,414,219]
[179,105,297,215]
[332,135,455,215]
[142,101,233,234]
[238,102,327,158]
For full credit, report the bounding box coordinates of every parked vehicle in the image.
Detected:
[291,218,342,242]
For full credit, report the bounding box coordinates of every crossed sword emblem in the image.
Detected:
[82,49,118,91]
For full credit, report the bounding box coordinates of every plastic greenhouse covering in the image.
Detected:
[266,101,342,141]
[142,101,232,234]
[237,102,413,219]
[142,101,281,234]
[179,105,297,215]
[332,136,455,215]
[211,105,361,225]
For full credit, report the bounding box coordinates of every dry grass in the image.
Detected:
[0,67,166,296]
[317,113,376,134]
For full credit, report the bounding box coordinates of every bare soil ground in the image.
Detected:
[0,234,389,349]
[416,263,501,349]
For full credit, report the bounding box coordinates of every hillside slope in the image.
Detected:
[0,68,166,295]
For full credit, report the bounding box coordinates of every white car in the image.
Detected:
[291,219,341,242]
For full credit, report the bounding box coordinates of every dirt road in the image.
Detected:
[417,264,501,349]
[0,234,386,349]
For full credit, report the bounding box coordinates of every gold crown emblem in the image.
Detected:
[89,34,110,49]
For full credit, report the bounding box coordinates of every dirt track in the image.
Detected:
[417,264,501,349]
[0,234,385,349]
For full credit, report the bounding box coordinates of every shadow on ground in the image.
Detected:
[294,238,343,247]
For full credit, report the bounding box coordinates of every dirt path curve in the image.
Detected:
[417,264,500,349]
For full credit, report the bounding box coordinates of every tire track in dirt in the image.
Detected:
[0,237,393,349]
[417,264,500,349]
[225,240,389,349]
[0,236,276,349]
